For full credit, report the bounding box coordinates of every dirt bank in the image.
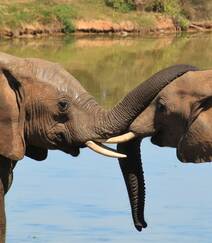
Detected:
[0,17,212,38]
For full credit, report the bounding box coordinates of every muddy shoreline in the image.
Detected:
[0,18,212,38]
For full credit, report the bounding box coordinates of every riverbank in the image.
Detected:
[0,0,211,38]
[1,18,212,38]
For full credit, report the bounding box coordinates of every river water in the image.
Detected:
[1,33,212,243]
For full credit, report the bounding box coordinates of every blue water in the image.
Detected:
[6,139,212,243]
[1,33,212,242]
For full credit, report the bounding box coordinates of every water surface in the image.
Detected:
[1,33,212,243]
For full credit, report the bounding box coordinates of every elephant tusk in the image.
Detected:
[85,141,127,158]
[103,132,137,144]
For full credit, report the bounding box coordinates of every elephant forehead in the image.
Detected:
[174,70,212,96]
[24,58,87,99]
[0,52,87,99]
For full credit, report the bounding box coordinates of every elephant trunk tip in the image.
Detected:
[135,220,147,232]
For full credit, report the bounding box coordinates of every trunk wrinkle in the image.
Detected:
[105,65,198,135]
[118,138,147,231]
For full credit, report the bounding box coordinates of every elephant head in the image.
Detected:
[0,52,198,233]
[0,52,128,161]
[0,52,197,162]
[129,70,212,162]
[117,69,211,231]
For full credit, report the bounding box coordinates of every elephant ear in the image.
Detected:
[117,138,147,231]
[0,69,25,160]
[177,97,212,163]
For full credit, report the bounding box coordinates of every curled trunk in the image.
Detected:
[99,64,198,136]
[0,52,199,231]
[109,65,199,231]
[0,53,198,142]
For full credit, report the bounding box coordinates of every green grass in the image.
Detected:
[0,0,157,31]
[145,0,190,30]
[70,0,156,28]
[0,0,76,32]
[104,0,135,13]
[0,0,211,34]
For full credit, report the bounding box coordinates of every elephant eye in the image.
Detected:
[58,100,69,112]
[157,100,166,113]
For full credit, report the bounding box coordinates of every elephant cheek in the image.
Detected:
[177,132,202,163]
[129,106,156,137]
[177,108,212,163]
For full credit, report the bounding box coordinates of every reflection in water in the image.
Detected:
[1,33,212,243]
[1,33,212,107]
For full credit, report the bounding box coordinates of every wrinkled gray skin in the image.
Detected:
[118,70,212,232]
[0,52,197,240]
[130,70,212,162]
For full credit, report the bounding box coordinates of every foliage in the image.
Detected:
[175,14,189,30]
[0,0,211,34]
[104,0,135,12]
[145,0,190,30]
[0,1,76,33]
[52,5,75,33]
[181,0,212,20]
[145,0,165,12]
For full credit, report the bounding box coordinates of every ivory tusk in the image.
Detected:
[103,132,137,144]
[85,141,127,158]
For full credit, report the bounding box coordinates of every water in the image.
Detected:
[1,33,212,243]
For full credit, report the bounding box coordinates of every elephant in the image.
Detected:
[0,52,197,241]
[117,69,212,231]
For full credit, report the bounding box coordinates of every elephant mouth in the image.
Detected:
[69,147,80,157]
[48,126,136,158]
[62,141,128,158]
[62,145,80,157]
[151,131,165,147]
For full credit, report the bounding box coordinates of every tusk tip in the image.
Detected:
[85,141,127,159]
[119,154,127,159]
[104,132,137,144]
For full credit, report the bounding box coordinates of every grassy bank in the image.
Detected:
[0,0,156,33]
[0,0,211,37]
[0,1,76,33]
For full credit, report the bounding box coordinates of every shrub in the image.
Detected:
[145,0,165,12]
[145,0,190,30]
[52,5,75,33]
[1,1,76,33]
[175,14,190,30]
[105,0,135,12]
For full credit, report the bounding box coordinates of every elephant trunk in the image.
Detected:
[97,65,198,137]
[79,65,198,157]
[118,138,147,231]
[90,64,199,228]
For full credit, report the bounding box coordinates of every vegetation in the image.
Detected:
[0,0,211,34]
[144,0,190,30]
[0,0,76,33]
[104,0,135,12]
